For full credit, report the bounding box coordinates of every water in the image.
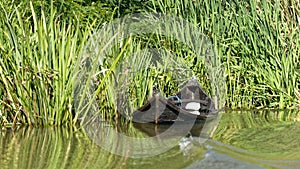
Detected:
[0,110,300,169]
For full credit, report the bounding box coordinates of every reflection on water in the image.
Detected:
[0,126,204,169]
[213,111,300,157]
[82,110,221,158]
[212,110,300,168]
[0,110,300,169]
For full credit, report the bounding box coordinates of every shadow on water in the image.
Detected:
[0,110,300,169]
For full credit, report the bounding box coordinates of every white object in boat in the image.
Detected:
[188,111,200,115]
[185,102,200,110]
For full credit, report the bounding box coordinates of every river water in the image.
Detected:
[0,110,299,169]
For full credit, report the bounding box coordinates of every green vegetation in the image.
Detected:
[0,0,299,127]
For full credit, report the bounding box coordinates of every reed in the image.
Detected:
[0,0,299,127]
[0,1,100,126]
[150,0,300,109]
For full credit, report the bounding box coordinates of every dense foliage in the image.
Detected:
[0,0,299,127]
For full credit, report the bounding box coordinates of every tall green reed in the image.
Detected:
[77,35,193,124]
[150,0,300,109]
[0,1,94,126]
[1,0,300,126]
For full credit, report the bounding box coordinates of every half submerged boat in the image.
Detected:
[132,79,218,124]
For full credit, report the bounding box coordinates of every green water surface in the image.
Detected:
[0,110,299,169]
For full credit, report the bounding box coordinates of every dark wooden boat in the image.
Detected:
[132,79,218,124]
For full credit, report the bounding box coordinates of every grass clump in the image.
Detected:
[0,0,300,127]
[150,0,300,109]
[0,1,98,127]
